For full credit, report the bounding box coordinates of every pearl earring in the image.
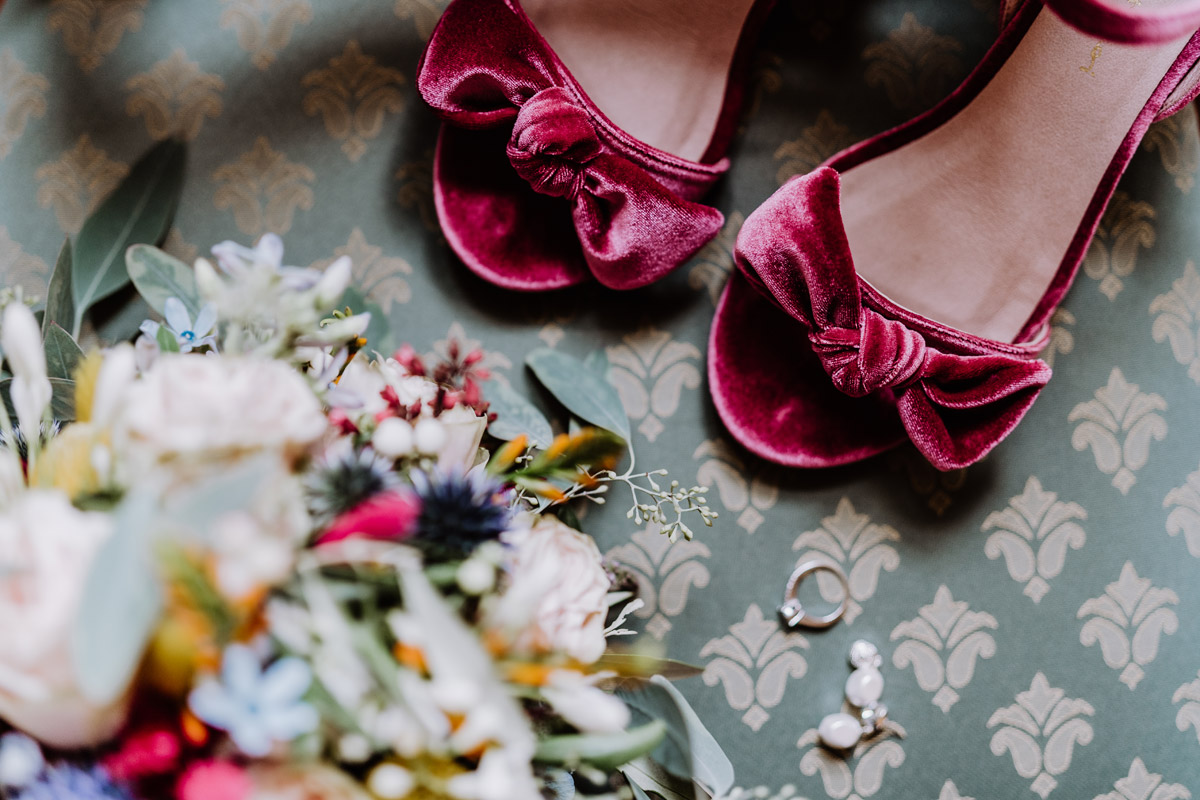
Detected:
[817,640,893,752]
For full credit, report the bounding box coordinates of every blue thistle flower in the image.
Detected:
[305,444,400,524]
[410,469,511,560]
[12,764,134,800]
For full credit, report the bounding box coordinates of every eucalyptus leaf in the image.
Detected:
[126,244,201,318]
[72,492,163,704]
[487,379,553,447]
[0,377,76,421]
[615,677,735,797]
[526,348,630,439]
[341,286,393,354]
[534,720,666,770]
[156,324,180,353]
[42,239,73,335]
[622,759,701,800]
[593,653,704,680]
[584,349,610,379]
[43,323,82,381]
[623,770,659,800]
[164,455,271,537]
[71,139,186,336]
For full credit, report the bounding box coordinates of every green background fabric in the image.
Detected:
[1,0,1199,796]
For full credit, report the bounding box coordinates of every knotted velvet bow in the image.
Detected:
[417,0,724,289]
[738,167,1052,469]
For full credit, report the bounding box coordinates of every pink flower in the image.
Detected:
[102,728,180,782]
[315,491,422,545]
[177,760,251,800]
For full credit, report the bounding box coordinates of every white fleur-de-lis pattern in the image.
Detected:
[890,585,998,712]
[1077,563,1179,690]
[988,673,1095,798]
[4,0,1200,794]
[983,476,1087,603]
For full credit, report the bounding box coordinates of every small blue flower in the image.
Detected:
[12,763,133,800]
[139,297,217,353]
[211,234,321,290]
[188,644,319,757]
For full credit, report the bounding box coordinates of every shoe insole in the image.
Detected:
[838,4,1191,343]
[521,0,760,162]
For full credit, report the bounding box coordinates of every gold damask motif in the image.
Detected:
[162,229,199,266]
[796,724,906,800]
[692,439,778,535]
[1142,113,1198,194]
[791,498,900,625]
[1173,671,1200,748]
[0,228,49,293]
[889,586,998,713]
[606,327,701,442]
[987,673,1095,799]
[301,41,406,162]
[220,0,314,71]
[311,228,413,312]
[1092,758,1191,800]
[212,137,315,236]
[1150,260,1200,384]
[699,604,808,731]
[774,110,857,185]
[939,782,974,800]
[889,449,967,515]
[1164,463,1200,558]
[125,50,225,142]
[34,135,128,235]
[394,0,449,42]
[395,151,440,234]
[1042,308,1076,368]
[862,14,964,113]
[1077,562,1179,690]
[688,212,743,306]
[983,476,1087,603]
[1068,368,1167,495]
[1081,191,1156,301]
[740,53,783,135]
[604,524,711,641]
[0,49,48,162]
[47,0,146,73]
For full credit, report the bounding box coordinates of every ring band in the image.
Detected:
[778,555,850,630]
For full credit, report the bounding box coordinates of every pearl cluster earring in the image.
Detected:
[817,640,893,752]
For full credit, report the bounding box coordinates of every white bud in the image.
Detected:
[0,733,43,788]
[314,256,352,307]
[367,763,413,800]
[1,303,45,384]
[336,733,372,764]
[413,418,446,455]
[456,558,495,595]
[193,258,224,301]
[372,417,415,459]
[91,343,136,427]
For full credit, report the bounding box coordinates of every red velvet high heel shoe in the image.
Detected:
[709,0,1200,470]
[416,0,774,291]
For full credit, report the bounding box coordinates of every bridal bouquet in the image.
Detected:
[0,142,728,800]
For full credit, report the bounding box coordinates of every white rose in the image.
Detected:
[436,405,488,473]
[503,518,611,664]
[118,354,326,468]
[0,491,130,748]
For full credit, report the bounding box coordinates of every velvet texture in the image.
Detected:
[710,169,1053,471]
[417,0,730,291]
[1045,0,1200,44]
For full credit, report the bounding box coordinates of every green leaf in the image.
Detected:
[126,244,201,318]
[72,492,163,704]
[622,759,697,800]
[155,324,180,353]
[0,377,76,421]
[42,239,74,335]
[593,653,704,680]
[487,379,553,447]
[525,348,630,439]
[534,720,666,770]
[615,676,735,796]
[623,771,655,800]
[341,286,394,354]
[71,139,187,337]
[584,349,610,378]
[43,323,83,381]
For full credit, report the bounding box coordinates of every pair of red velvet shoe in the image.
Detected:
[418,0,1200,471]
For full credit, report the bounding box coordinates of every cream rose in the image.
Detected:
[0,491,130,748]
[436,405,488,473]
[503,518,611,664]
[118,354,326,468]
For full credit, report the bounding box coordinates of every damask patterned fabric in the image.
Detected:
[0,0,1198,797]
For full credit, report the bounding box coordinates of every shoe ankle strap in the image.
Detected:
[1043,0,1200,44]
